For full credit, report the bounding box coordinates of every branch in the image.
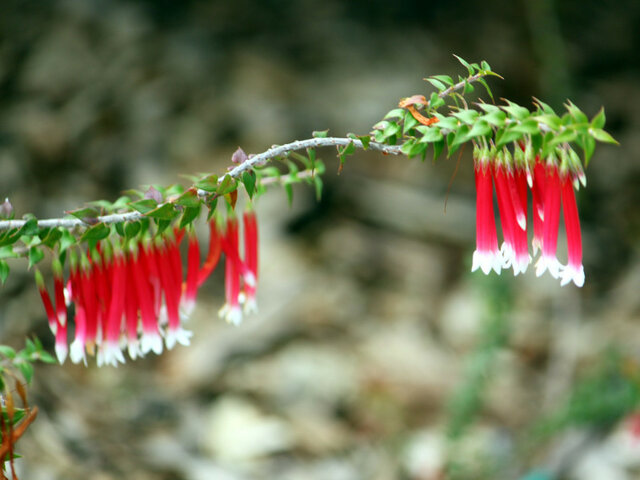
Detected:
[0,137,402,232]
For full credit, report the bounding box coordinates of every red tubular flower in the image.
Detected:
[531,157,546,255]
[560,173,585,287]
[35,269,57,334]
[243,210,259,313]
[535,162,563,279]
[158,236,192,350]
[134,244,163,356]
[493,162,518,272]
[472,159,501,275]
[51,258,68,363]
[68,254,88,365]
[219,218,243,325]
[98,250,126,367]
[511,165,531,274]
[198,219,222,287]
[182,231,200,318]
[124,251,141,359]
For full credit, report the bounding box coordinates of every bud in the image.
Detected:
[0,198,13,219]
[231,147,248,164]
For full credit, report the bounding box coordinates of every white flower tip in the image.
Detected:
[98,343,125,367]
[165,327,193,350]
[472,250,495,275]
[226,306,243,326]
[69,340,86,365]
[140,333,164,356]
[243,298,258,315]
[561,264,585,287]
[55,343,68,365]
[516,213,527,231]
[128,341,141,360]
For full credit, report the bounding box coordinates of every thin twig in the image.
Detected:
[0,138,402,231]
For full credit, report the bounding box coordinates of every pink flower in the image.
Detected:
[243,211,259,313]
[560,172,585,287]
[471,159,501,275]
[535,162,563,279]
[219,218,243,325]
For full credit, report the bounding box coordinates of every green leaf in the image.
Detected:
[451,124,471,148]
[147,203,178,220]
[502,101,530,120]
[179,205,201,229]
[403,110,419,134]
[0,246,17,259]
[495,128,524,148]
[532,114,562,131]
[477,103,500,114]
[511,119,540,134]
[591,107,606,129]
[15,360,34,383]
[0,260,9,284]
[358,135,370,150]
[482,110,507,127]
[129,198,158,214]
[284,183,293,207]
[59,229,76,251]
[67,207,101,221]
[452,109,479,125]
[477,78,494,102]
[590,128,618,145]
[548,128,578,147]
[176,189,201,208]
[0,345,16,359]
[217,175,237,195]
[582,135,596,166]
[241,171,257,199]
[312,130,329,138]
[114,222,125,237]
[428,91,445,110]
[426,77,446,91]
[401,139,416,155]
[124,221,141,239]
[80,223,111,242]
[463,81,475,94]
[417,126,444,143]
[195,174,219,193]
[384,108,405,119]
[28,247,44,268]
[464,120,492,140]
[432,138,445,161]
[155,219,172,235]
[18,218,39,237]
[565,100,589,124]
[433,115,459,131]
[453,54,473,74]
[431,75,454,86]
[480,60,492,72]
[41,227,62,248]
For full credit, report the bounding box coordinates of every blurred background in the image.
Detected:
[1,0,639,478]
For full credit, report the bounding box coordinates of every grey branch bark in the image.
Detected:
[0,137,402,231]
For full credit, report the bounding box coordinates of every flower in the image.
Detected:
[471,155,501,275]
[471,145,586,287]
[35,211,260,366]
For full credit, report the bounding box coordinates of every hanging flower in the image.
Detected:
[471,144,586,287]
[471,151,501,275]
[560,171,585,287]
[35,210,261,366]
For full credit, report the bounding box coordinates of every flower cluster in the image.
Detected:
[472,145,585,287]
[35,211,259,366]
